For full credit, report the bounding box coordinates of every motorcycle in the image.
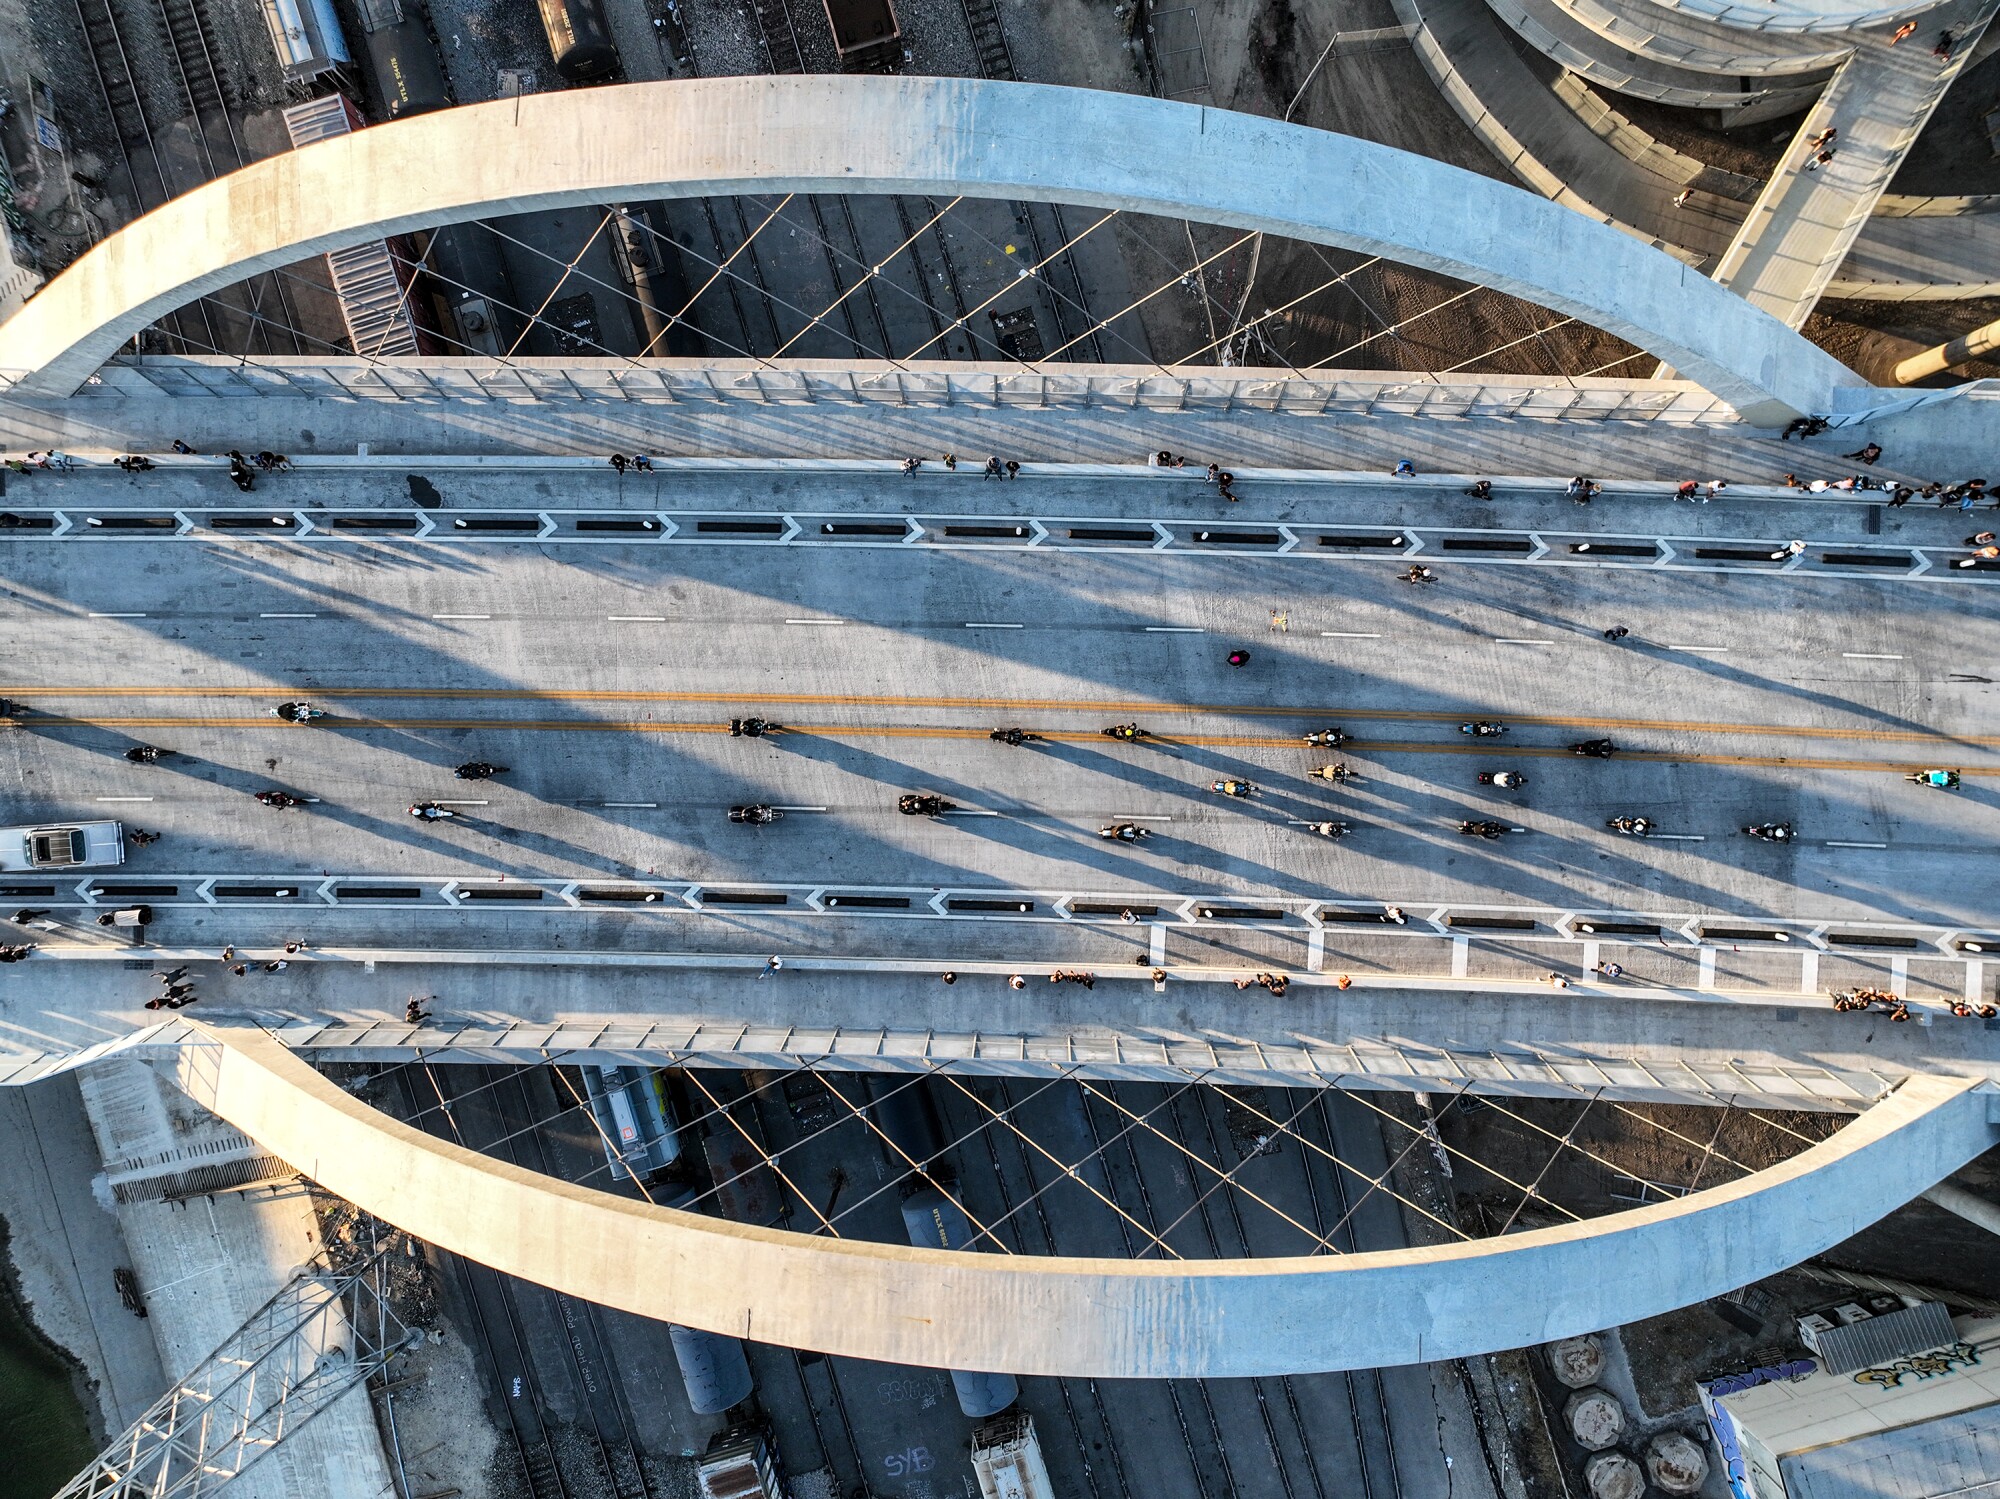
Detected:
[1210,779,1256,798]
[729,717,783,738]
[1307,763,1352,783]
[1906,769,1961,789]
[409,802,456,821]
[989,728,1045,746]
[455,762,507,780]
[1607,815,1652,836]
[1460,721,1506,738]
[1102,724,1149,742]
[1305,820,1350,839]
[1478,770,1526,789]
[125,745,162,764]
[254,790,301,809]
[1745,822,1794,843]
[1570,739,1617,759]
[898,794,956,817]
[1458,819,1508,839]
[728,804,782,824]
[1303,729,1346,747]
[271,702,325,724]
[1098,823,1151,842]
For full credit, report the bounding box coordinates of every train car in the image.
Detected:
[822,0,901,71]
[582,1065,680,1179]
[900,1188,1020,1418]
[535,0,622,82]
[259,0,351,81]
[659,1189,757,1414]
[354,0,452,119]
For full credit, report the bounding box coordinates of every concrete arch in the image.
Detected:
[163,1024,1997,1379]
[0,75,1859,422]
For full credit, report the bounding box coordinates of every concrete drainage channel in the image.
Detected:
[5,507,1997,581]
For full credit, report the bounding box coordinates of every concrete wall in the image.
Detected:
[0,76,1861,422]
[163,1021,1998,1379]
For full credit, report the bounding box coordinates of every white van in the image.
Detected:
[0,822,126,871]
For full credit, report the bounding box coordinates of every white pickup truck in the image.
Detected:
[0,821,126,871]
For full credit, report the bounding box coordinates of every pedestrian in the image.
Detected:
[759,955,782,978]
[983,456,1002,479]
[1337,974,1352,990]
[1206,462,1221,484]
[942,453,957,471]
[1120,908,1137,924]
[1392,460,1416,478]
[1966,531,1996,546]
[1218,480,1238,503]
[1227,649,1250,667]
[1149,450,1170,468]
[264,959,288,972]
[231,964,247,976]
[609,453,629,473]
[171,439,195,455]
[1603,625,1630,641]
[128,830,159,846]
[1891,19,1916,41]
[1705,480,1728,500]
[1804,150,1834,172]
[900,456,921,476]
[1385,905,1406,924]
[1548,972,1572,989]
[1004,460,1020,479]
[1770,539,1806,559]
[1672,189,1692,208]
[1844,442,1882,464]
[221,945,235,961]
[283,940,302,955]
[144,997,165,1010]
[1933,30,1954,57]
[1234,976,1253,990]
[1806,127,1837,151]
[940,971,956,984]
[630,455,652,472]
[1008,975,1025,990]
[153,966,189,983]
[1079,973,1094,990]
[1889,487,1912,507]
[1954,547,1999,569]
[11,909,48,924]
[1675,480,1699,500]
[1269,974,1288,997]
[1595,961,1624,978]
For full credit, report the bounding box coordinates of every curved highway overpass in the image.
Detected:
[163,1022,1998,1379]
[0,75,1860,422]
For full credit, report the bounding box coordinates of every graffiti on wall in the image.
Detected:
[1852,1341,1982,1389]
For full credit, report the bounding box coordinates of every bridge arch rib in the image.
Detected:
[166,1023,1995,1379]
[0,75,1860,422]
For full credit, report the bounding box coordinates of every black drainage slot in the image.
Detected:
[332,516,421,531]
[1957,557,2000,571]
[210,515,294,529]
[0,516,56,531]
[821,522,906,537]
[1573,920,1664,937]
[1821,553,1911,568]
[942,525,1030,538]
[947,898,1035,913]
[1191,531,1281,545]
[452,517,541,532]
[1198,905,1286,921]
[1066,528,1156,543]
[823,894,911,909]
[577,887,669,903]
[1446,915,1538,930]
[700,890,789,906]
[334,885,425,900]
[1441,538,1534,553]
[1701,927,1794,942]
[576,518,662,532]
[0,884,58,897]
[90,884,178,897]
[1826,932,1922,948]
[696,520,785,535]
[1693,548,1782,562]
[213,885,302,898]
[459,886,544,900]
[1318,909,1394,924]
[1568,543,1658,558]
[1072,902,1163,917]
[86,517,176,530]
[1318,534,1407,549]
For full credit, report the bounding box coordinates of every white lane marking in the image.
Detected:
[1306,928,1324,972]
[259,612,317,619]
[433,799,489,806]
[1493,638,1556,646]
[1698,948,1717,990]
[432,613,490,620]
[601,801,658,808]
[1150,923,1168,966]
[1451,936,1469,977]
[1118,815,1175,822]
[88,612,148,618]
[607,615,667,622]
[1668,644,1728,653]
[1321,631,1381,639]
[1891,956,1908,992]
[95,796,154,803]
[940,808,1000,817]
[1799,951,1819,995]
[964,622,1024,629]
[1842,652,1903,660]
[1144,626,1206,633]
[784,618,846,626]
[1825,840,1888,849]
[772,805,829,812]
[1651,834,1707,842]
[1966,961,1984,1004]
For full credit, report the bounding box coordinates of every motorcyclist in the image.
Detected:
[1571,739,1617,758]
[254,790,300,808]
[899,794,953,816]
[729,717,780,738]
[454,761,506,780]
[1306,821,1349,838]
[1608,815,1652,835]
[1210,779,1255,797]
[1479,770,1525,789]
[1098,823,1150,841]
[1458,819,1506,839]
[1460,721,1505,737]
[272,701,322,723]
[409,802,454,821]
[1303,729,1345,747]
[989,728,1039,746]
[1745,822,1794,842]
[1102,723,1147,742]
[125,744,162,764]
[1401,565,1437,585]
[728,804,780,824]
[1307,763,1351,783]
